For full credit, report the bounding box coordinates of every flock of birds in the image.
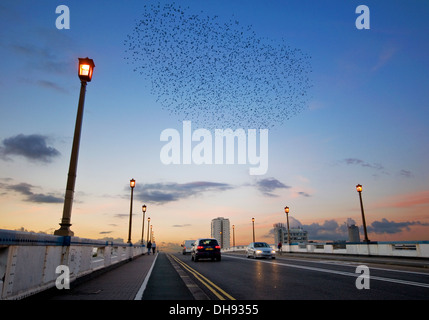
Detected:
[124,2,312,129]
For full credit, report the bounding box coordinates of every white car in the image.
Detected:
[246,242,276,259]
[181,240,195,255]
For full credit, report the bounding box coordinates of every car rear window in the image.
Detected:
[199,239,218,246]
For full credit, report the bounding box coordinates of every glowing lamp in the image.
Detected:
[130,178,136,188]
[356,184,363,192]
[284,206,289,214]
[78,57,95,82]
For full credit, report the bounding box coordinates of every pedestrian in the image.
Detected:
[147,240,152,255]
[152,241,156,254]
[278,242,282,255]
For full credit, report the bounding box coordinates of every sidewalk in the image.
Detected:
[32,253,157,300]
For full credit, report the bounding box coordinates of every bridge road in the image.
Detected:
[170,252,429,300]
[28,251,429,301]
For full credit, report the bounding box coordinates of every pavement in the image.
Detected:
[30,252,158,300]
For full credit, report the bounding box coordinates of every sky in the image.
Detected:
[0,0,428,251]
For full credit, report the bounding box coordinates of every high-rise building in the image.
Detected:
[348,224,360,242]
[211,217,230,248]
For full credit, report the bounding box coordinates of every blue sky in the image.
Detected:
[1,1,428,247]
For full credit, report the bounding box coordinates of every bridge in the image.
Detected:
[1,229,429,307]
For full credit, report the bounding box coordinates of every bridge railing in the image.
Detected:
[0,229,145,300]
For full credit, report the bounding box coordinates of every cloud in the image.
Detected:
[342,158,384,171]
[399,169,413,178]
[274,217,429,241]
[367,218,429,235]
[134,181,233,204]
[255,177,291,197]
[0,134,60,163]
[297,191,311,198]
[172,224,192,228]
[2,182,63,203]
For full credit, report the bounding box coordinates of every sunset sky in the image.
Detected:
[1,0,428,250]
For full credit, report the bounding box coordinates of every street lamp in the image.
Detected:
[356,184,370,243]
[54,57,95,237]
[127,179,135,243]
[252,218,255,243]
[141,204,147,245]
[146,217,151,244]
[232,225,235,248]
[284,206,291,245]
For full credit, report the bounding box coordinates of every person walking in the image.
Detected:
[152,241,156,254]
[147,240,152,255]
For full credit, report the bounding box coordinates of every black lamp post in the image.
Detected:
[127,179,135,243]
[284,206,291,245]
[141,204,147,245]
[55,58,95,237]
[252,218,255,243]
[356,184,370,243]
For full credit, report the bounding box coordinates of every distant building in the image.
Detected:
[273,223,308,244]
[211,217,230,248]
[348,224,360,242]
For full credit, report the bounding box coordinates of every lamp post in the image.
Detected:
[146,217,151,244]
[141,204,147,245]
[284,206,290,245]
[55,58,95,237]
[232,225,235,248]
[127,179,136,243]
[356,184,370,243]
[252,218,255,243]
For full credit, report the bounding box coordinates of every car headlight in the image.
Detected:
[256,250,262,254]
[271,250,276,254]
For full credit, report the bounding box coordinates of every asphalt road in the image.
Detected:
[164,251,429,300]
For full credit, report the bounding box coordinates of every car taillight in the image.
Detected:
[197,246,204,249]
[215,245,221,249]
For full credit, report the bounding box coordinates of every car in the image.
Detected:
[191,238,221,262]
[181,240,196,255]
[246,242,276,259]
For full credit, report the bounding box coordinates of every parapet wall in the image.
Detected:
[223,241,429,258]
[0,229,144,300]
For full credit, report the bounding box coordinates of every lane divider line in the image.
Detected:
[169,254,236,300]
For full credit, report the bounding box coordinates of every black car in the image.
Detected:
[191,238,221,262]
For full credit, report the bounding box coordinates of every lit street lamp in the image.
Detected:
[54,58,95,237]
[356,184,370,243]
[141,204,147,245]
[252,218,255,243]
[127,179,136,243]
[284,206,290,245]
